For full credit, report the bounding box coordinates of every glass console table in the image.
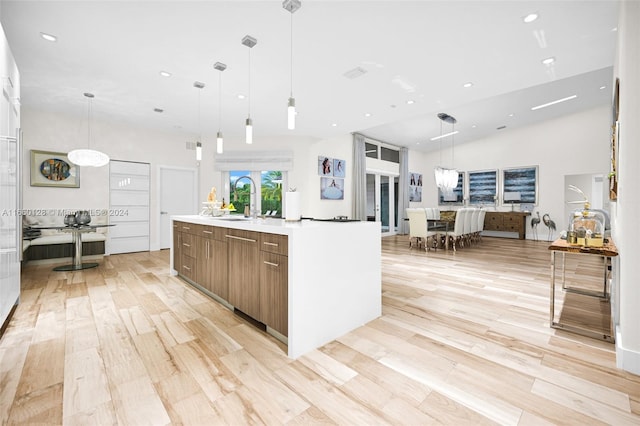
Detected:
[548,238,618,343]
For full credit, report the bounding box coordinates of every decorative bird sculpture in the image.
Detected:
[531,211,541,241]
[542,213,556,241]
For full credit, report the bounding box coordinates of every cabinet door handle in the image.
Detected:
[263,242,278,247]
[263,261,279,267]
[202,230,213,234]
[207,241,210,258]
[182,226,190,230]
[183,265,191,271]
[183,243,190,248]
[225,235,257,243]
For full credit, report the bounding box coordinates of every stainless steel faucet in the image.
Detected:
[232,175,257,218]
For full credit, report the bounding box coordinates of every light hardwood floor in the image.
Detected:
[1,236,639,425]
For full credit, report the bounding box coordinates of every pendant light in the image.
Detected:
[242,35,257,144]
[433,113,459,195]
[193,81,205,162]
[68,93,110,167]
[214,62,227,154]
[283,0,301,130]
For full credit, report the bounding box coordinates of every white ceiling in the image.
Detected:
[0,1,619,152]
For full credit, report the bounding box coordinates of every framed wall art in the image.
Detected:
[30,150,80,188]
[320,177,344,200]
[409,172,422,202]
[318,156,333,176]
[438,171,465,205]
[502,166,537,205]
[468,169,497,205]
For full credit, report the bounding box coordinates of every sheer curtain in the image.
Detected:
[352,134,367,221]
[398,147,410,234]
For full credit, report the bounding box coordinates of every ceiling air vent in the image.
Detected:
[343,67,367,79]
[497,125,507,130]
[186,141,197,151]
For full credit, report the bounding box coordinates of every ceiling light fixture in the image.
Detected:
[542,57,555,65]
[523,13,538,23]
[283,0,301,130]
[193,81,205,162]
[531,94,577,111]
[407,100,415,105]
[68,93,110,167]
[433,113,459,196]
[463,82,473,88]
[40,32,57,42]
[430,130,459,141]
[214,62,226,154]
[242,35,257,145]
[159,71,172,77]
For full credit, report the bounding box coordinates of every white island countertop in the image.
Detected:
[171,214,382,359]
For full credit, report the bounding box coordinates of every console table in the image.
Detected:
[483,211,530,239]
[548,238,618,342]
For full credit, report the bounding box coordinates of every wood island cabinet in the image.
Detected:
[259,233,289,336]
[196,225,228,300]
[226,228,261,320]
[171,215,381,358]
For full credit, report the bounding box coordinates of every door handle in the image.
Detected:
[161,211,168,215]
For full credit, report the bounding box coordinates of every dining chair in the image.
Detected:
[446,208,467,251]
[406,208,438,251]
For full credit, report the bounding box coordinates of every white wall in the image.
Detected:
[407,105,611,241]
[22,108,356,250]
[613,0,640,375]
[21,107,200,251]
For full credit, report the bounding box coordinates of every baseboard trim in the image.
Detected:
[616,325,640,375]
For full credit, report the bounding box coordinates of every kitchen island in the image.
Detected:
[170,215,381,358]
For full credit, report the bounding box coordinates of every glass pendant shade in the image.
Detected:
[216,131,224,154]
[287,97,296,130]
[246,118,253,144]
[68,148,110,167]
[68,92,110,167]
[434,166,459,194]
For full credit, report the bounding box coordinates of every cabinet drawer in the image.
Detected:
[260,233,288,256]
[199,225,226,241]
[225,228,259,244]
[181,254,196,280]
[181,233,195,257]
[179,222,198,235]
[504,215,522,225]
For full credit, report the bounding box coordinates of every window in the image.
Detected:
[228,170,285,216]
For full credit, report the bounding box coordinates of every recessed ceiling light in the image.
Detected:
[471,124,477,128]
[153,108,164,113]
[599,86,606,90]
[463,82,473,88]
[406,100,415,105]
[508,113,514,117]
[531,94,577,111]
[159,71,172,77]
[237,94,246,100]
[331,123,338,127]
[40,32,57,42]
[523,13,538,23]
[542,57,555,65]
[364,113,371,117]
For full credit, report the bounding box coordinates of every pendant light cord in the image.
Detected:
[451,121,455,168]
[248,47,251,118]
[438,119,443,166]
[87,96,92,149]
[197,88,201,141]
[218,71,222,132]
[290,10,294,98]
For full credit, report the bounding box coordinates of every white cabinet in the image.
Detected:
[0,23,21,334]
[109,160,150,253]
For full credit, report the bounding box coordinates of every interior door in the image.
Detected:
[159,166,197,249]
[366,172,397,236]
